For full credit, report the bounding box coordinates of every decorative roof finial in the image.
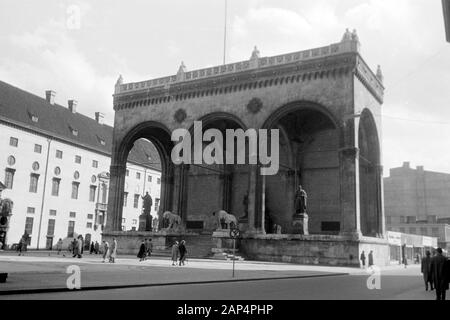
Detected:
[250,46,260,60]
[352,29,359,42]
[376,65,383,83]
[115,74,123,86]
[342,28,352,42]
[177,61,187,74]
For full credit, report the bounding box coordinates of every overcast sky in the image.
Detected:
[0,0,449,175]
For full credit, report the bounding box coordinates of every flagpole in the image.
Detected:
[223,0,228,65]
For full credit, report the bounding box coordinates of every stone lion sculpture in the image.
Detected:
[212,210,238,230]
[162,211,181,230]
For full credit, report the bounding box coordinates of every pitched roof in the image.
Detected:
[0,80,161,171]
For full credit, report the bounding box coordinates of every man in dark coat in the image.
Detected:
[178,240,187,266]
[137,240,146,262]
[421,250,434,291]
[360,251,366,268]
[368,250,374,267]
[430,248,448,300]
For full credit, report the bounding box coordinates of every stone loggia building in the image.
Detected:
[104,30,388,266]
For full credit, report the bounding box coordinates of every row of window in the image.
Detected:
[122,192,160,210]
[8,137,100,167]
[24,217,92,240]
[396,227,440,238]
[27,208,94,221]
[125,169,161,184]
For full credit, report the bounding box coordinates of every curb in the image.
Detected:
[0,272,348,296]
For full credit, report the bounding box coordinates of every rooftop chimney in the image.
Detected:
[45,90,56,105]
[68,100,77,113]
[403,162,410,168]
[95,112,105,125]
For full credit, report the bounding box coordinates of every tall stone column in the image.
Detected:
[255,169,266,233]
[376,164,385,236]
[173,164,188,224]
[105,163,126,232]
[246,165,258,233]
[339,147,361,238]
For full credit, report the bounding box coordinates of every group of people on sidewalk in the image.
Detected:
[360,250,375,268]
[101,238,118,263]
[137,238,153,261]
[421,248,450,300]
[171,240,187,266]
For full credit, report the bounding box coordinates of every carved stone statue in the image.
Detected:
[213,210,238,230]
[294,185,307,214]
[139,192,153,231]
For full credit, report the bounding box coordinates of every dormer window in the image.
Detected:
[97,135,106,146]
[69,126,78,136]
[28,111,39,122]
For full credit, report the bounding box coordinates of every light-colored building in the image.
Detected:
[0,80,161,249]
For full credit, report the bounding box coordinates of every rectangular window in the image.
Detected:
[49,209,57,216]
[71,182,79,199]
[47,219,55,236]
[92,160,98,168]
[4,168,15,189]
[136,172,141,180]
[123,192,128,207]
[55,150,63,159]
[75,155,81,164]
[132,219,137,225]
[67,221,75,238]
[27,207,35,214]
[126,169,129,177]
[399,216,406,223]
[69,211,76,218]
[86,222,92,229]
[148,175,152,182]
[29,174,39,193]
[89,186,97,202]
[133,194,139,208]
[34,144,42,153]
[122,218,126,224]
[25,217,34,235]
[9,137,18,147]
[51,178,60,196]
[87,214,93,220]
[157,178,161,185]
[420,227,428,235]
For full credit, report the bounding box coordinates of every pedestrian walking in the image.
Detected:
[56,238,63,255]
[102,240,110,263]
[360,251,366,268]
[94,241,100,254]
[430,248,449,300]
[73,235,82,258]
[146,238,153,259]
[368,250,374,267]
[109,238,117,263]
[90,242,95,254]
[16,237,23,256]
[421,250,434,291]
[171,241,179,266]
[179,240,187,266]
[137,240,146,262]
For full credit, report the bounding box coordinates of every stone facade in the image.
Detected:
[106,30,387,266]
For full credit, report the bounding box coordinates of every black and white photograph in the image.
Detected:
[1,0,450,309]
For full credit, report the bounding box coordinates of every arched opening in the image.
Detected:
[358,109,382,237]
[184,113,248,232]
[108,122,174,232]
[262,102,341,234]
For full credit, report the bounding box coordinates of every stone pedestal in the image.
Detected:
[292,213,309,235]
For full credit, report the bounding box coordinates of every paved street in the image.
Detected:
[0,252,433,300]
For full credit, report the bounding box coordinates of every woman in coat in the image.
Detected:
[102,240,110,263]
[56,238,63,255]
[137,240,146,262]
[109,238,117,263]
[171,241,179,266]
[178,240,187,266]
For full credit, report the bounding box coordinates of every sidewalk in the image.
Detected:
[0,253,418,296]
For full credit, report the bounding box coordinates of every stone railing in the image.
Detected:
[115,39,360,95]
